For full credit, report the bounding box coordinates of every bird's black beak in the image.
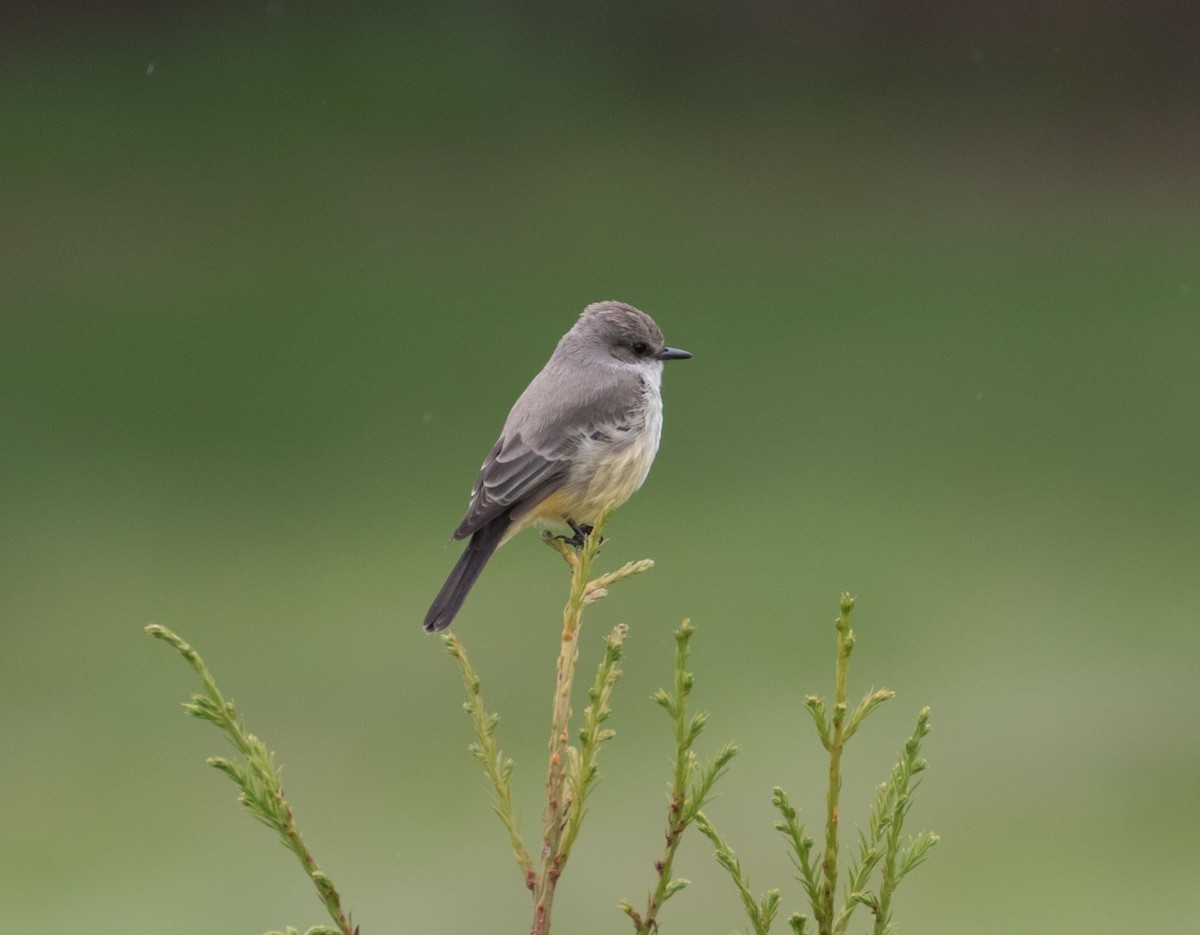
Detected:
[657,346,693,361]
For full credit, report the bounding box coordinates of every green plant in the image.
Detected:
[149,549,939,935]
[620,618,739,934]
[443,505,656,935]
[146,625,355,935]
[697,594,938,935]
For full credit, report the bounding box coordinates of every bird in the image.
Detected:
[423,300,691,632]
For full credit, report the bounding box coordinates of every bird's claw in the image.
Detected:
[556,520,602,549]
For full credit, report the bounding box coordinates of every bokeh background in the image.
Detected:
[3,2,1198,933]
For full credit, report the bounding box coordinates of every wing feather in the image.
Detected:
[451,371,644,540]
[453,434,564,539]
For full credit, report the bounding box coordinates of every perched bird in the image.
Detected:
[423,300,691,632]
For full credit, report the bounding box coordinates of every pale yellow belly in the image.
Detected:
[509,417,662,539]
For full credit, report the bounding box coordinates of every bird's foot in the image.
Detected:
[557,520,602,549]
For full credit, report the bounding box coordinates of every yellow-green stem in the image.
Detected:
[443,632,536,885]
[530,520,605,935]
[636,621,694,933]
[820,594,855,935]
[146,625,354,935]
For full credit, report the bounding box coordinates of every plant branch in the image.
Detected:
[816,593,856,935]
[696,813,779,935]
[146,625,356,935]
[443,632,536,887]
[622,619,739,934]
[445,503,651,935]
[561,623,628,858]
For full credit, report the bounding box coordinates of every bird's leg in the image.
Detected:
[556,519,601,549]
[556,519,588,549]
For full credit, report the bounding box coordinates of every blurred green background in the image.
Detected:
[3,2,1198,933]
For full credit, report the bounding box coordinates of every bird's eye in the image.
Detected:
[631,341,649,357]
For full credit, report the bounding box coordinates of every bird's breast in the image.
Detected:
[561,383,664,520]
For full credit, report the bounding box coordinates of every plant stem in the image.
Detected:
[623,620,738,934]
[530,520,604,935]
[446,505,650,935]
[638,621,695,933]
[561,624,626,859]
[443,632,536,887]
[146,625,355,935]
[819,593,855,935]
[873,708,935,935]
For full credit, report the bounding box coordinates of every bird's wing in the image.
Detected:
[452,432,564,539]
[452,375,640,540]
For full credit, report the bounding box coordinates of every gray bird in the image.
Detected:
[423,300,691,632]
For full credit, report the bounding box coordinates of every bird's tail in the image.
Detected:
[423,517,508,632]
